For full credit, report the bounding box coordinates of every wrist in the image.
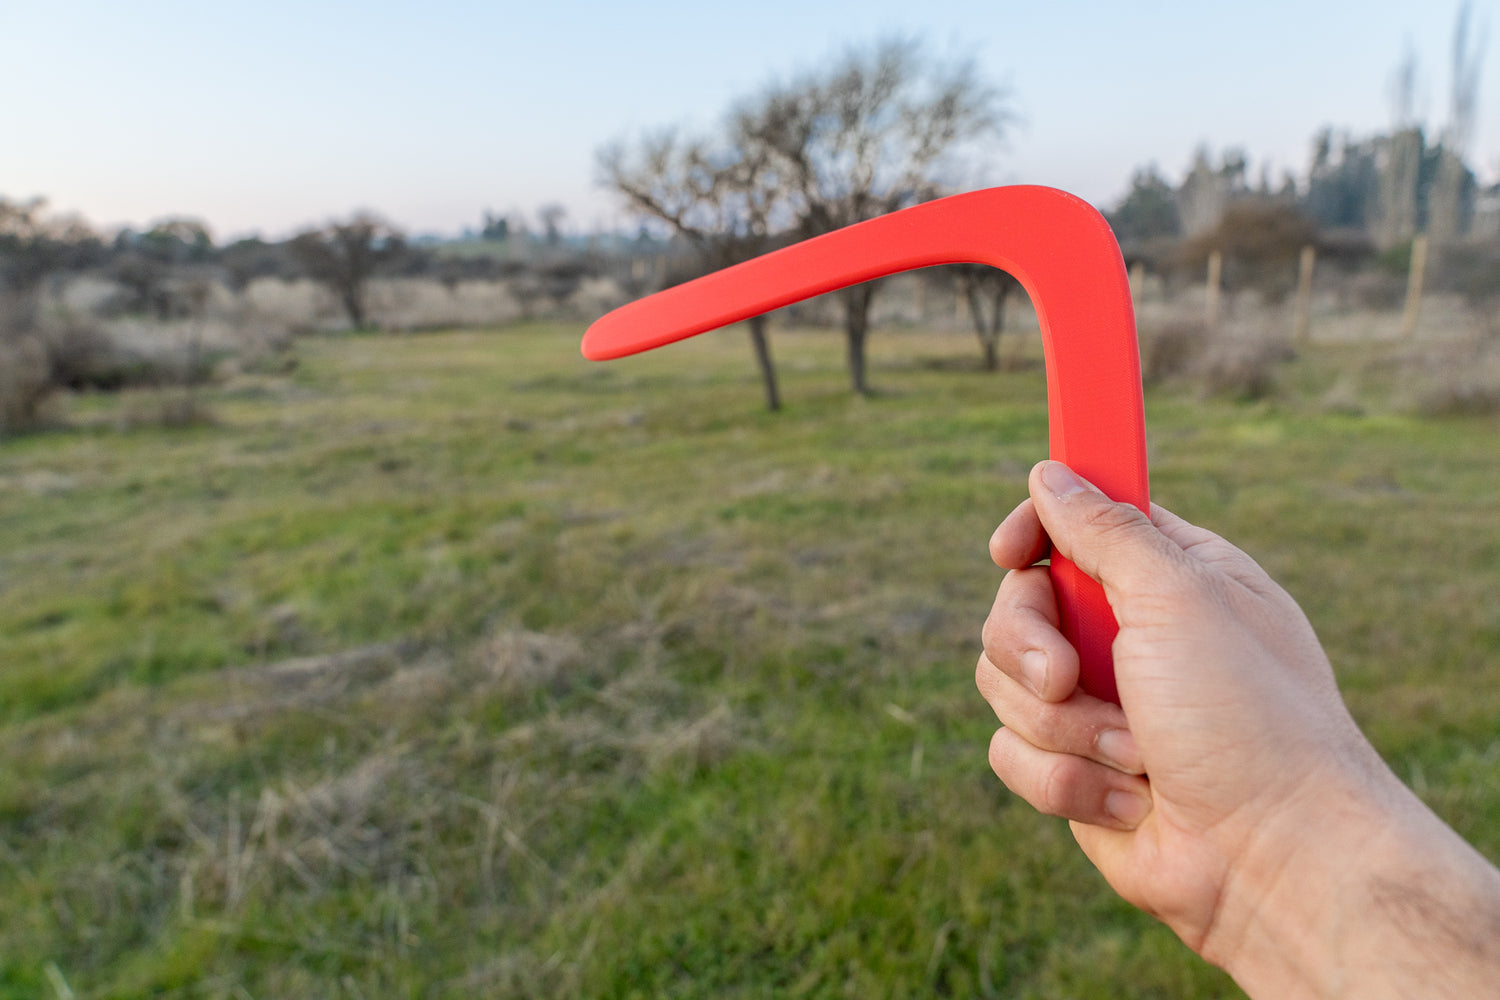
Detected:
[1203,754,1500,999]
[1200,754,1412,998]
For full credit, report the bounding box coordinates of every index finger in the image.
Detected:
[990,496,1052,570]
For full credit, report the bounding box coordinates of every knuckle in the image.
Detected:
[980,611,1006,654]
[974,653,997,698]
[982,571,1042,654]
[1079,499,1148,541]
[981,616,1024,671]
[986,727,1014,775]
[1031,698,1071,738]
[1035,755,1077,816]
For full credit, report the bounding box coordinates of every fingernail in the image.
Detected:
[1039,461,1093,499]
[1105,789,1152,828]
[1020,650,1048,695]
[1096,729,1143,774]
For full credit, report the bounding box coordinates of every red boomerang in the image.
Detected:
[582,185,1148,705]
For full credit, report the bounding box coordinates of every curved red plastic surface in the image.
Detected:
[582,185,1148,704]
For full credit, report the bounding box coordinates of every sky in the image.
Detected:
[5,1,1496,241]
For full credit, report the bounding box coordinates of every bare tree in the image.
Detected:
[0,200,107,429]
[0,198,102,304]
[951,264,1021,371]
[733,38,1008,395]
[537,203,568,246]
[599,129,788,410]
[1177,200,1318,303]
[289,214,405,329]
[1176,147,1250,237]
[109,218,216,319]
[1430,1,1486,243]
[1388,39,1421,130]
[218,237,294,293]
[1,197,106,381]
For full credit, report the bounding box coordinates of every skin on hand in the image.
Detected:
[976,461,1500,997]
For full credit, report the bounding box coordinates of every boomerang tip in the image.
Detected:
[582,295,697,361]
[579,317,624,361]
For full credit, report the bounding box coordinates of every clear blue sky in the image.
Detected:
[5,1,1494,240]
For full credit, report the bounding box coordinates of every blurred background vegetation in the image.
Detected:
[2,11,1499,1000]
[5,22,1499,432]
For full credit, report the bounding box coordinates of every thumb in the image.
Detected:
[1028,461,1192,607]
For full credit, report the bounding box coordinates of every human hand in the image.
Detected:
[975,461,1394,965]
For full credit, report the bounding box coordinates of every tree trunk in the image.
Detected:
[842,283,876,396]
[1401,234,1428,338]
[1205,250,1223,334]
[746,315,781,412]
[342,286,367,329]
[983,283,1012,371]
[962,267,1011,371]
[964,282,996,371]
[1292,245,1315,343]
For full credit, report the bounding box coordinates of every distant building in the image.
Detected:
[1472,182,1500,241]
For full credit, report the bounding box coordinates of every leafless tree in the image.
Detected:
[1388,39,1421,131]
[599,129,789,410]
[109,218,216,319]
[952,264,1021,370]
[0,198,102,302]
[0,200,107,428]
[1176,147,1249,237]
[1430,1,1487,243]
[732,38,1008,395]
[537,203,568,246]
[289,214,405,329]
[1,198,107,354]
[1177,200,1319,303]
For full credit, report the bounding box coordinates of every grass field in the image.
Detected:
[1,321,1498,998]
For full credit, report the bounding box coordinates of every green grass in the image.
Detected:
[1,322,1497,998]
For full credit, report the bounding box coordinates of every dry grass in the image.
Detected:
[1195,331,1294,400]
[3,320,1499,997]
[0,331,52,432]
[1138,318,1292,400]
[1399,324,1500,416]
[1139,319,1206,384]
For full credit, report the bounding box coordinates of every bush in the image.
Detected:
[1348,270,1407,311]
[1403,337,1500,417]
[1176,201,1318,303]
[1139,320,1206,385]
[1415,378,1500,416]
[0,331,52,433]
[38,313,120,389]
[1138,319,1290,400]
[0,289,243,434]
[116,387,217,430]
[1196,334,1293,401]
[1431,241,1500,310]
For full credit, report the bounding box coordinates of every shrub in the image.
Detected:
[0,331,52,433]
[38,313,120,389]
[1138,319,1290,401]
[116,387,217,430]
[1139,320,1206,385]
[1403,337,1500,417]
[0,291,239,433]
[1431,241,1500,310]
[1176,201,1318,303]
[1196,334,1292,401]
[1348,270,1408,311]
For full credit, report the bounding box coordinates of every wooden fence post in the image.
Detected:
[1205,250,1223,334]
[1401,234,1428,338]
[1293,244,1316,343]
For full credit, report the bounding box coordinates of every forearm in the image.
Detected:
[981,471,1500,996]
[1208,762,1500,999]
